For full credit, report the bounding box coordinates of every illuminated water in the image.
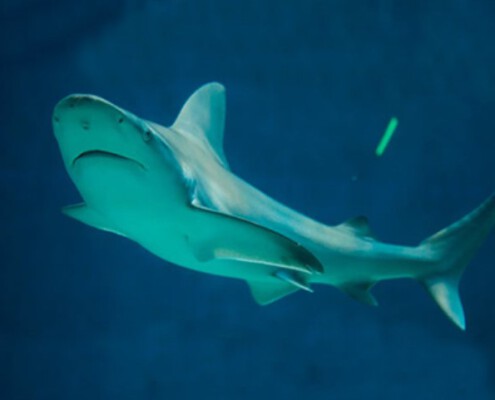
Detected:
[1,1,494,399]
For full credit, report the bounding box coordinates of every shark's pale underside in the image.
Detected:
[53,83,495,329]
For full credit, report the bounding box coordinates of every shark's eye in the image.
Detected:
[142,129,152,142]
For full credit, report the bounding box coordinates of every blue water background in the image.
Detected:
[1,1,495,399]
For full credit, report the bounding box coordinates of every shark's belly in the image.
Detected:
[108,205,274,282]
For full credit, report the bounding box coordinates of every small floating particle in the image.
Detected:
[376,117,398,157]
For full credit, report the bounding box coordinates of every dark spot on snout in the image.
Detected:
[53,115,60,123]
[81,120,90,130]
[118,116,124,124]
[65,95,93,109]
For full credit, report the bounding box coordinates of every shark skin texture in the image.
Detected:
[53,83,495,330]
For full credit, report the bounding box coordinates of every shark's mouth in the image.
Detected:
[73,150,146,170]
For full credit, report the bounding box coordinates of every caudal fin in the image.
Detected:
[419,193,495,330]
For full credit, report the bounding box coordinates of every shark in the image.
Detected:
[53,82,495,330]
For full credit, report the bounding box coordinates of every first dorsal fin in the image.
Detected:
[338,216,376,239]
[171,82,228,167]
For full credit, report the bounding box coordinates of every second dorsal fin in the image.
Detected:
[338,216,376,239]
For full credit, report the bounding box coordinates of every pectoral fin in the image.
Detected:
[62,203,126,237]
[188,205,323,275]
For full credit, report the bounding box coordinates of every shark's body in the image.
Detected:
[53,83,495,329]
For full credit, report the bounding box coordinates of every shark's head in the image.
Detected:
[52,94,160,173]
[52,94,188,210]
[53,84,228,210]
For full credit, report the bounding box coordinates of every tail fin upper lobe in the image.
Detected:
[419,193,495,330]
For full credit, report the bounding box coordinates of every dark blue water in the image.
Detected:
[1,1,495,399]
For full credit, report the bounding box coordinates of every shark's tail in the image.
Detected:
[418,192,495,330]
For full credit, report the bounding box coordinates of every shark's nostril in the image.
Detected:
[81,120,90,130]
[53,115,60,123]
[118,116,124,124]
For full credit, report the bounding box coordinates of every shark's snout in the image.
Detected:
[53,94,125,133]
[53,93,155,173]
[56,94,99,109]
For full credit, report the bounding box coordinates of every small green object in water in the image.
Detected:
[376,117,398,156]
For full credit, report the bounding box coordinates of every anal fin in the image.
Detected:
[341,282,378,306]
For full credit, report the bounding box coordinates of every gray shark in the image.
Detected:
[53,82,495,330]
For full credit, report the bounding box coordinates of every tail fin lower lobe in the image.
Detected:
[419,193,495,330]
